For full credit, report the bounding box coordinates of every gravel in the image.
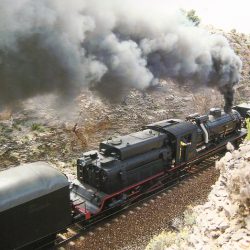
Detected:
[63,166,219,250]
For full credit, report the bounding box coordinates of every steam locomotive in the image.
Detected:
[1,104,249,249]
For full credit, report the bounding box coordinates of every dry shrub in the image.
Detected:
[146,231,177,250]
[84,116,112,135]
[183,206,196,226]
[72,116,112,148]
[72,126,89,148]
[0,107,12,121]
[191,90,222,114]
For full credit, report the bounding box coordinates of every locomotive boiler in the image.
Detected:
[76,108,243,197]
[77,129,172,194]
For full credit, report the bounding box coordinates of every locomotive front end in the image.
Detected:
[77,129,172,194]
[77,150,117,191]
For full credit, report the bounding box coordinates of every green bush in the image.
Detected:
[182,9,201,26]
[31,123,45,132]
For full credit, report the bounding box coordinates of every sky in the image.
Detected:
[154,0,249,33]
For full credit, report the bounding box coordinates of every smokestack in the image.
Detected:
[220,85,235,113]
[0,0,242,109]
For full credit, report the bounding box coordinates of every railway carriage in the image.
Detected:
[0,162,71,249]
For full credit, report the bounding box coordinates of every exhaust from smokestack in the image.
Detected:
[0,0,242,111]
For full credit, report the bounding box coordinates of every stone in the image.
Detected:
[231,231,246,241]
[210,230,221,239]
[224,152,232,162]
[217,233,231,245]
[218,220,229,231]
[245,216,250,230]
[239,239,250,248]
[244,151,250,160]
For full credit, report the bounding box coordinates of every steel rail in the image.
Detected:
[35,151,223,249]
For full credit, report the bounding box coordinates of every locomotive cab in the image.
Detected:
[145,119,198,165]
[163,122,198,165]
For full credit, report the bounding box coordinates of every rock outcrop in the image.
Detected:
[146,141,250,250]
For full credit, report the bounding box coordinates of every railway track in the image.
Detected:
[34,151,223,250]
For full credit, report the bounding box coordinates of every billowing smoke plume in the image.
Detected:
[0,0,242,112]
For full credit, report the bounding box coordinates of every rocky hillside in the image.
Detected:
[0,30,249,173]
[218,29,250,101]
[146,141,250,250]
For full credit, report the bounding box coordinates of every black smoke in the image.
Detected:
[0,0,242,112]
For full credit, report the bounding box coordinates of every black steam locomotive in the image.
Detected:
[1,104,249,249]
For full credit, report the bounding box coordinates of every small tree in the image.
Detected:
[183,9,201,26]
